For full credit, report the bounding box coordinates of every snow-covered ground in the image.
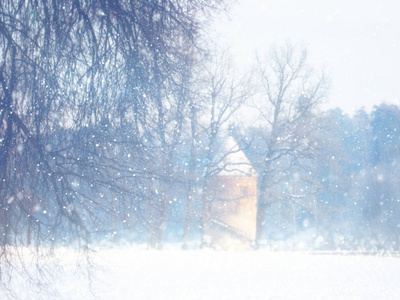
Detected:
[1,247,400,299]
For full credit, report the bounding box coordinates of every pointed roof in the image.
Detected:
[216,136,257,177]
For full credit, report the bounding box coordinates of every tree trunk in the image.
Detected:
[183,104,197,249]
[255,175,269,249]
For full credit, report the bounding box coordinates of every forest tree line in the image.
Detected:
[1,0,399,263]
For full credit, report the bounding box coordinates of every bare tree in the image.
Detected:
[180,49,253,248]
[252,44,329,248]
[0,0,228,287]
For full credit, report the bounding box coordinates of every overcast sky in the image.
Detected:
[213,0,400,115]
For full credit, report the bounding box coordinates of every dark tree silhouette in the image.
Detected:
[0,0,227,284]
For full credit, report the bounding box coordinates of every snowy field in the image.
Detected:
[1,247,400,300]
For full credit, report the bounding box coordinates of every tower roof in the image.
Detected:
[216,136,257,177]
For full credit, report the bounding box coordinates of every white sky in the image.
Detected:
[212,0,400,115]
